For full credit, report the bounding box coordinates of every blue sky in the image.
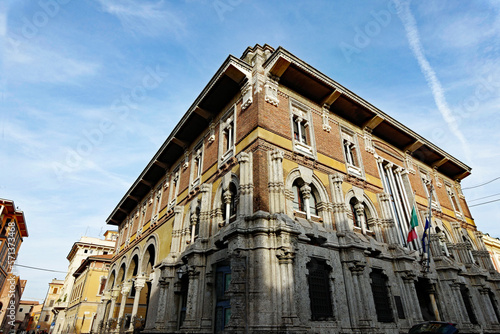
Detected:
[1,0,499,301]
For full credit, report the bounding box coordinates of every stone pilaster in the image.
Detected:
[237,151,253,216]
[268,149,285,214]
[116,282,132,332]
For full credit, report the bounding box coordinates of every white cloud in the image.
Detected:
[95,0,185,37]
[5,43,99,84]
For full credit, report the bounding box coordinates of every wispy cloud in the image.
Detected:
[394,0,472,162]
[95,0,185,37]
[5,43,99,84]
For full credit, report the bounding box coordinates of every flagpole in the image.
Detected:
[425,181,433,271]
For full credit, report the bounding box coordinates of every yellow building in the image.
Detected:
[63,255,112,334]
[38,279,63,332]
[483,233,500,273]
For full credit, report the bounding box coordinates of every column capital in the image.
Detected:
[121,282,132,295]
[300,184,311,199]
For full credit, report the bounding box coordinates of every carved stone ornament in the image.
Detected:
[264,75,279,106]
[208,121,215,144]
[241,82,253,110]
[322,105,331,132]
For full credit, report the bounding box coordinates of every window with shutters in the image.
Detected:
[446,184,463,220]
[370,269,394,323]
[307,258,334,321]
[420,171,440,210]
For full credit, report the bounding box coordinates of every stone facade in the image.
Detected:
[95,45,500,334]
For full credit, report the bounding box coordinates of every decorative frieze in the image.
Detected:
[264,75,280,106]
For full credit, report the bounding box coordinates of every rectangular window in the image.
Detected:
[341,129,363,178]
[168,167,180,209]
[215,265,231,333]
[44,315,50,322]
[420,171,440,210]
[378,160,414,246]
[49,300,54,307]
[219,105,236,165]
[446,184,463,219]
[370,269,394,323]
[190,143,203,189]
[290,100,315,157]
[307,258,334,320]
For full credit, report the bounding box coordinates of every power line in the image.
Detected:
[469,198,500,208]
[14,263,67,274]
[462,176,500,190]
[469,192,500,202]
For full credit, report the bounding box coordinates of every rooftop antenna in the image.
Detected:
[84,226,89,236]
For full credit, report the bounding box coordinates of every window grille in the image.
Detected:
[307,258,333,321]
[370,269,393,323]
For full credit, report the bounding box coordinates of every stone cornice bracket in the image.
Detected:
[208,120,215,144]
[363,127,375,153]
[264,74,280,106]
[404,150,416,174]
[241,81,253,110]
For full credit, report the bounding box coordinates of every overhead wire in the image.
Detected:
[469,198,500,208]
[468,192,500,202]
[14,263,67,273]
[462,176,500,190]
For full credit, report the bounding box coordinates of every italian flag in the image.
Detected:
[407,205,419,243]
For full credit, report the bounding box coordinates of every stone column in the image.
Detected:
[181,267,201,328]
[238,151,254,216]
[199,183,212,239]
[330,173,349,232]
[401,272,422,322]
[347,261,372,327]
[170,206,184,254]
[154,278,169,330]
[116,282,132,332]
[450,282,469,323]
[300,184,312,219]
[427,283,441,321]
[277,247,299,325]
[223,188,233,226]
[378,192,399,244]
[94,291,110,333]
[129,277,146,331]
[268,149,285,214]
[354,202,367,234]
[107,287,120,326]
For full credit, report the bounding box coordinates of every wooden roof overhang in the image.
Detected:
[107,56,252,226]
[0,199,28,238]
[264,47,471,180]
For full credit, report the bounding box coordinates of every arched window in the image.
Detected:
[221,183,237,225]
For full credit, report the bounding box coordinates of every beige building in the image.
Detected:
[38,279,63,332]
[94,45,500,334]
[52,231,117,334]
